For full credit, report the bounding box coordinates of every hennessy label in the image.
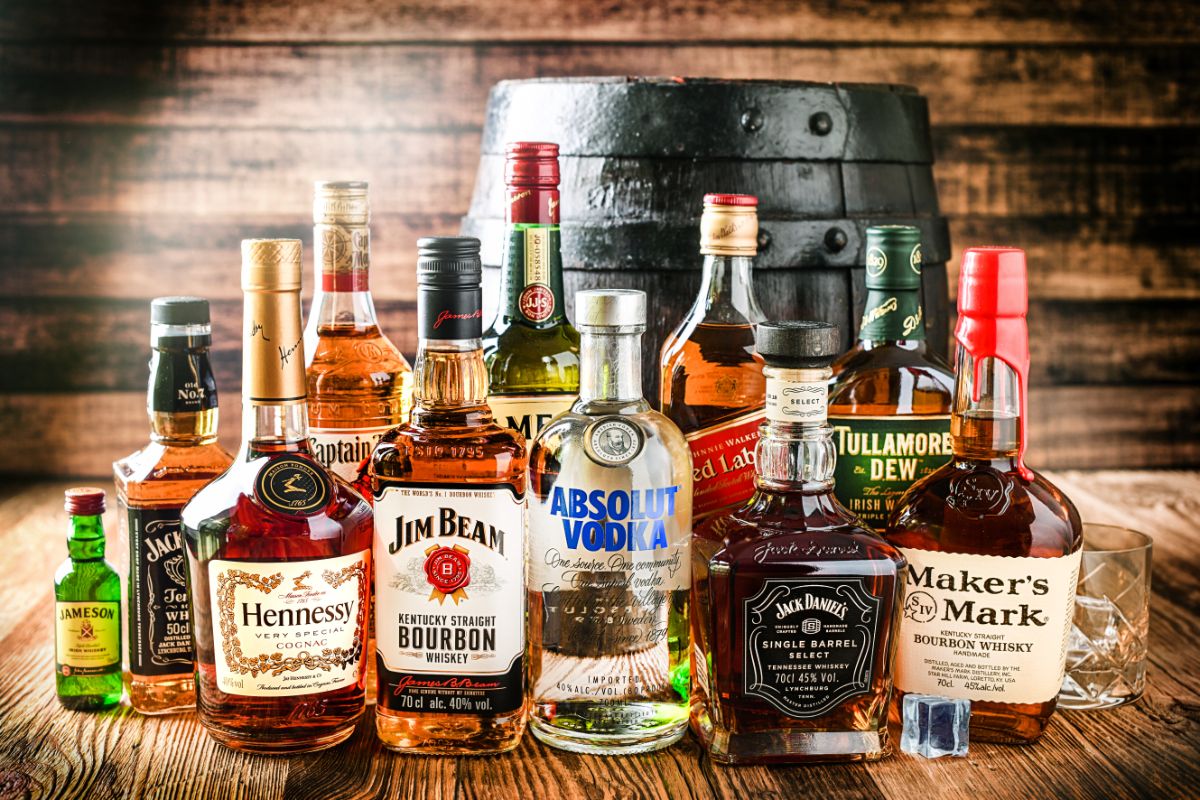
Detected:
[56,602,120,676]
[686,410,763,519]
[309,426,392,483]
[488,394,574,441]
[127,507,194,675]
[829,415,951,528]
[742,578,881,718]
[253,455,332,517]
[208,551,368,698]
[895,546,1082,704]
[373,484,525,715]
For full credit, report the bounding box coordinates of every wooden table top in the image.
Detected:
[2,471,1197,800]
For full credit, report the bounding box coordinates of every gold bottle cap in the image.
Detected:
[699,193,759,257]
[241,238,302,292]
[314,180,369,225]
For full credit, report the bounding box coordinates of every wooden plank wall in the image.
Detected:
[0,0,1197,476]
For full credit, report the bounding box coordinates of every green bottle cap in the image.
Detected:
[864,225,923,290]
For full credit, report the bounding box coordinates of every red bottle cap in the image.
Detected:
[505,142,560,187]
[703,193,757,207]
[64,487,106,517]
[955,247,1032,479]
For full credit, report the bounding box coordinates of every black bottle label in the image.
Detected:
[127,507,194,675]
[253,455,332,517]
[418,286,483,341]
[151,347,218,414]
[742,577,881,718]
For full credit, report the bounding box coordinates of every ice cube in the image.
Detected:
[901,694,970,758]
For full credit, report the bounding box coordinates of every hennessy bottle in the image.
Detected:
[182,239,373,754]
[368,237,528,754]
[886,247,1083,743]
[114,296,233,714]
[691,322,906,764]
[660,193,766,521]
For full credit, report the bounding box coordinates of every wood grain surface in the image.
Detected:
[1,471,1196,799]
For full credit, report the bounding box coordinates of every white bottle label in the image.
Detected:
[309,426,393,482]
[208,550,368,698]
[896,546,1082,704]
[373,484,526,715]
[765,378,827,423]
[488,393,575,441]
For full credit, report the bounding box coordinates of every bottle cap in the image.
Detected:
[576,289,645,331]
[241,239,302,292]
[505,142,560,187]
[864,225,923,290]
[64,487,105,517]
[700,194,758,257]
[313,180,369,225]
[151,296,210,326]
[755,321,840,368]
[417,237,482,287]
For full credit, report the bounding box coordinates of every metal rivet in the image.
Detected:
[824,227,847,252]
[740,108,764,133]
[757,229,772,251]
[809,111,833,136]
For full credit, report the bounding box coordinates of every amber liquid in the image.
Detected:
[368,348,528,754]
[661,321,763,433]
[829,341,953,417]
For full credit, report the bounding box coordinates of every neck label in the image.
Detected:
[766,377,827,423]
[151,348,218,413]
[253,455,331,517]
[503,223,564,325]
[859,289,925,341]
[419,287,483,340]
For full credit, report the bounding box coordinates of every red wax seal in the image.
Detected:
[424,545,471,596]
[955,246,1032,480]
[519,284,555,322]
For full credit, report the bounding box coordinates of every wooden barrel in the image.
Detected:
[462,77,950,400]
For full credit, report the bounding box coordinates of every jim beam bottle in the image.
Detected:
[114,296,233,714]
[886,246,1083,743]
[829,225,954,529]
[368,237,528,754]
[660,194,766,521]
[182,239,373,754]
[482,142,581,442]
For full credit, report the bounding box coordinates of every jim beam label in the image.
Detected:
[743,578,881,718]
[766,377,827,424]
[488,394,574,441]
[829,415,952,528]
[208,551,368,697]
[309,426,392,483]
[687,410,763,519]
[127,507,194,675]
[374,484,525,715]
[505,224,563,324]
[56,602,120,676]
[896,547,1082,704]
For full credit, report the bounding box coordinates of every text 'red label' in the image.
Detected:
[686,410,764,519]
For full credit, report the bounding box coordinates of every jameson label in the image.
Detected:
[208,551,368,697]
[56,602,120,676]
[309,426,392,483]
[150,348,218,413]
[859,290,925,342]
[896,547,1082,704]
[505,224,564,324]
[374,484,525,715]
[686,410,763,519]
[488,393,574,441]
[127,507,194,676]
[743,578,881,718]
[830,415,952,528]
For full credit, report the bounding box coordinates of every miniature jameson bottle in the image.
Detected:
[887,247,1083,744]
[55,488,121,711]
[482,142,581,440]
[691,322,906,765]
[114,297,233,714]
[182,239,373,754]
[368,237,528,754]
[660,194,766,521]
[527,289,693,754]
[829,226,953,529]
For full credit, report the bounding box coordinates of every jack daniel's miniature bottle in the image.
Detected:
[691,322,906,764]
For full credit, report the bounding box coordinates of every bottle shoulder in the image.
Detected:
[828,344,954,412]
[114,441,235,488]
[483,323,581,389]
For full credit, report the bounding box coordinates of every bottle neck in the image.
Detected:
[579,329,642,403]
[413,337,489,413]
[756,366,836,492]
[858,287,926,344]
[694,255,763,324]
[497,185,567,328]
[67,514,105,561]
[242,286,310,455]
[951,347,1022,464]
[148,340,220,446]
[310,220,379,332]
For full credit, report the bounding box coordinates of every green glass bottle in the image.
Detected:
[55,487,122,710]
[482,142,580,440]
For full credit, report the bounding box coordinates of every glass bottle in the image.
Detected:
[527,289,693,755]
[114,296,233,714]
[660,193,766,522]
[691,321,906,765]
[182,239,373,754]
[829,225,954,530]
[55,488,122,711]
[482,141,581,441]
[368,236,528,754]
[886,247,1083,744]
